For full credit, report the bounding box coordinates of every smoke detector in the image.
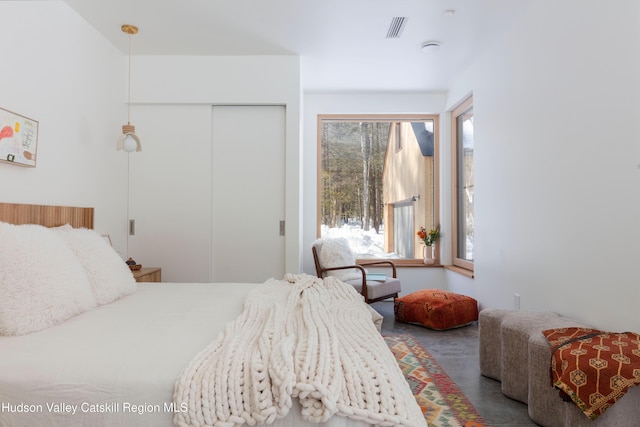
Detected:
[419,41,441,54]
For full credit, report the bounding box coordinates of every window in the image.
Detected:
[318,114,439,264]
[394,123,402,152]
[451,97,474,272]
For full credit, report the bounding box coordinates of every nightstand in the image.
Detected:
[133,267,162,283]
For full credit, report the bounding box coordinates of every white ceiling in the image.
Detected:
[62,0,531,92]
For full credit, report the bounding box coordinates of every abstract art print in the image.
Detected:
[0,107,39,167]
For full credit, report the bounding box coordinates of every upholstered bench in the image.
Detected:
[478,309,640,427]
[479,310,592,408]
[394,289,478,330]
[500,311,586,403]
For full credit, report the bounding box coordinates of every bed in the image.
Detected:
[0,203,426,427]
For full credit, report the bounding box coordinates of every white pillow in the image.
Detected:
[318,238,362,282]
[53,225,137,305]
[0,222,97,336]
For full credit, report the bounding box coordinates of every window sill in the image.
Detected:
[356,259,443,268]
[444,264,474,278]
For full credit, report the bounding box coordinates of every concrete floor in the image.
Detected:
[372,300,539,427]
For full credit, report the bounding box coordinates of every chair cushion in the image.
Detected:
[346,278,401,300]
[394,289,478,330]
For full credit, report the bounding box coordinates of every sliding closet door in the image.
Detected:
[128,104,213,283]
[211,105,286,282]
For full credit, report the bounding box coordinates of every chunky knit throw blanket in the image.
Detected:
[173,274,425,427]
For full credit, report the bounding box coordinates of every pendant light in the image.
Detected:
[116,24,142,153]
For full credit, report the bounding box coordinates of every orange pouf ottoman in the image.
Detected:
[394,289,479,330]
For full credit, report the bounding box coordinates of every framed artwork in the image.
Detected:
[0,107,39,167]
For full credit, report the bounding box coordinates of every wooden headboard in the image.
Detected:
[0,203,94,228]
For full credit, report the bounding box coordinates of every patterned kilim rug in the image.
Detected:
[384,334,488,427]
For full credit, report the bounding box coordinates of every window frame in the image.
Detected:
[450,96,474,274]
[316,113,440,266]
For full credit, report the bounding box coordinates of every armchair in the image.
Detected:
[312,238,401,304]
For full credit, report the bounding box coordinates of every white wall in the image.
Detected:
[302,92,476,296]
[0,1,128,255]
[446,0,640,331]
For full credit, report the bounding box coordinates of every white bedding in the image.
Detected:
[0,283,400,427]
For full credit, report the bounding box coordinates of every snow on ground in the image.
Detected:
[321,224,400,259]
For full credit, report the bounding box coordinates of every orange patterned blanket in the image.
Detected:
[543,327,640,420]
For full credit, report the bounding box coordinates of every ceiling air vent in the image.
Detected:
[386,17,407,39]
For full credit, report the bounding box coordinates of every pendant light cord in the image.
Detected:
[127,32,131,124]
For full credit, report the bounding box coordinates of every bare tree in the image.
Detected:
[359,122,371,230]
[321,121,389,232]
[370,123,383,233]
